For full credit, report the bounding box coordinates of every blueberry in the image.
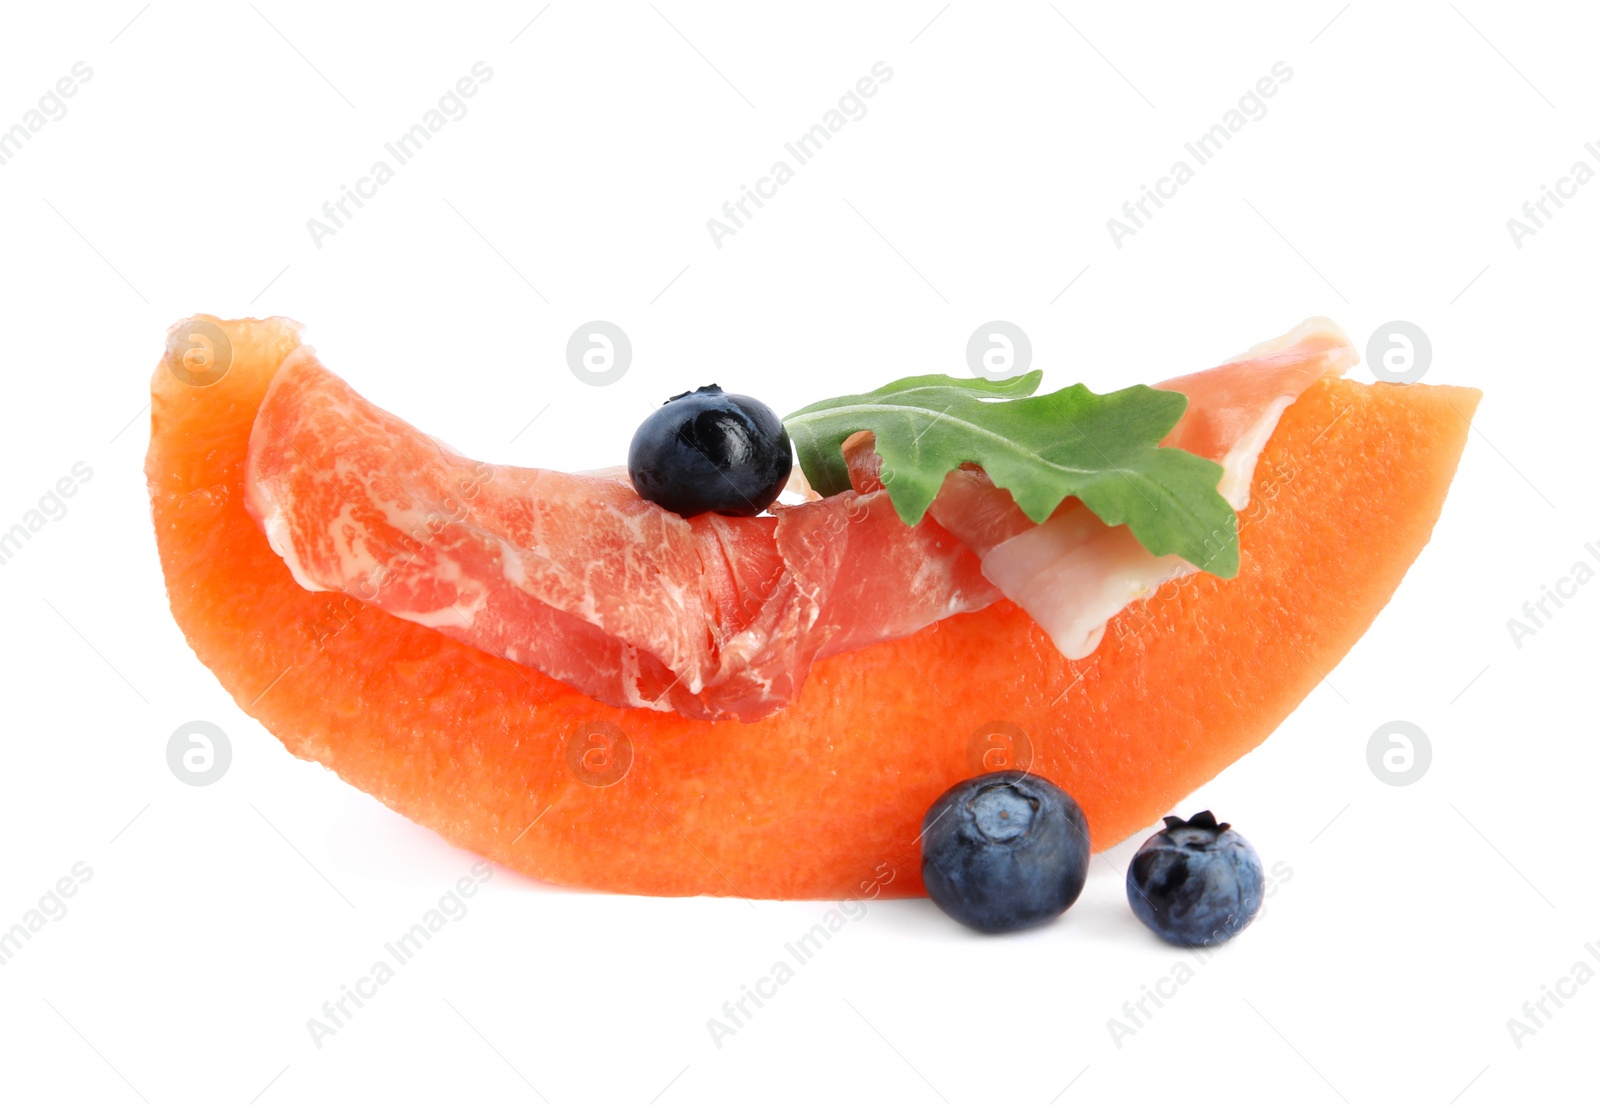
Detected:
[920,772,1091,934]
[628,385,792,517]
[1126,811,1264,947]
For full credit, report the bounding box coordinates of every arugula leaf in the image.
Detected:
[783,372,1239,578]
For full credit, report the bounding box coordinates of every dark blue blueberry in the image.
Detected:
[1126,811,1264,947]
[628,385,792,517]
[920,772,1091,934]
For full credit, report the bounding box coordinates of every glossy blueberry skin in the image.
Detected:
[921,772,1091,934]
[1126,811,1264,947]
[628,385,792,518]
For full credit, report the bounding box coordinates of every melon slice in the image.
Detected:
[146,316,1479,899]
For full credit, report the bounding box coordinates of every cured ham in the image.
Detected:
[245,349,997,722]
[244,318,1355,720]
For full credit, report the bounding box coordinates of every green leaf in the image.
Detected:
[783,372,1240,578]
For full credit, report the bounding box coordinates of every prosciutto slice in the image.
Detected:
[245,350,997,722]
[245,318,1355,721]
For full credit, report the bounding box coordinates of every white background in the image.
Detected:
[0,2,1594,1105]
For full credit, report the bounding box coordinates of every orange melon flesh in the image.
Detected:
[146,317,1479,899]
